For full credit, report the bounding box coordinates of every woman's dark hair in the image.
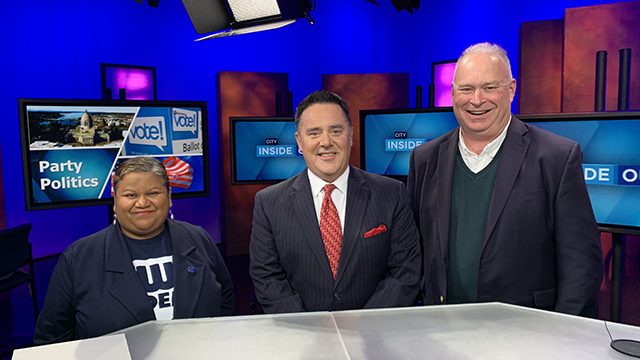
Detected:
[112,157,170,193]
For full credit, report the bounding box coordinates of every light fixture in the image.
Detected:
[181,0,315,41]
[365,0,420,14]
[131,0,159,7]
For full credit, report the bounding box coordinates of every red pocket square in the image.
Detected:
[364,224,387,238]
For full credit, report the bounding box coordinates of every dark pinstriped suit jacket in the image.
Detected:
[249,166,421,314]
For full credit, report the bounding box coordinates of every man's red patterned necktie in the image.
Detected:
[320,184,342,279]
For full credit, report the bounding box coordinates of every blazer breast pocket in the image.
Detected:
[362,224,390,249]
[362,231,390,247]
[516,189,546,203]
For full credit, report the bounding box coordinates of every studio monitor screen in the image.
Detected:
[360,107,459,178]
[230,117,306,185]
[18,98,210,211]
[520,111,640,233]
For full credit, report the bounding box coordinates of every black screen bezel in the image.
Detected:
[359,106,456,180]
[519,110,640,235]
[18,98,210,211]
[229,116,297,186]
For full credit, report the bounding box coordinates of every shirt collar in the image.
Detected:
[458,115,512,158]
[308,166,350,198]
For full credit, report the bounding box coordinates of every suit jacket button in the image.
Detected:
[440,296,444,304]
[334,293,341,301]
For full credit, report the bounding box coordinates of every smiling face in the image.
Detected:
[452,52,516,145]
[295,103,353,183]
[113,171,171,239]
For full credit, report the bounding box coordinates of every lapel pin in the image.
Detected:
[187,266,196,273]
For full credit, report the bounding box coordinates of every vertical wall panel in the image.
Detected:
[0,142,5,230]
[563,1,640,112]
[517,20,564,114]
[322,73,411,168]
[217,71,289,255]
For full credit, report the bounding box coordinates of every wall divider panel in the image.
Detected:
[517,19,564,114]
[0,140,5,229]
[563,1,640,112]
[322,73,411,168]
[217,71,289,256]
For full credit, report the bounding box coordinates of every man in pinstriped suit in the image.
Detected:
[249,90,421,314]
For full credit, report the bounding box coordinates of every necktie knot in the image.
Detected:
[324,184,336,197]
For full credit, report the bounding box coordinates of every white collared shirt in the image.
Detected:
[308,167,349,233]
[458,117,512,173]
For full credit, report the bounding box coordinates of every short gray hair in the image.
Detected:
[113,157,170,193]
[456,42,513,80]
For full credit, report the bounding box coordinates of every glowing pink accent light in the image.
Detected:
[116,71,149,91]
[104,66,155,100]
[433,62,456,107]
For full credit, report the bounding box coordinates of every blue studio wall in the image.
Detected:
[0,0,625,258]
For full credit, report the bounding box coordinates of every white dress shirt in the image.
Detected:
[458,117,512,173]
[308,167,349,233]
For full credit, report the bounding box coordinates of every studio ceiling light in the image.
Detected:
[131,0,160,7]
[181,0,315,41]
[365,0,420,14]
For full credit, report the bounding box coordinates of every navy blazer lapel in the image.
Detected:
[168,221,205,319]
[483,117,530,245]
[105,226,156,323]
[291,172,334,281]
[336,167,370,284]
[437,132,458,264]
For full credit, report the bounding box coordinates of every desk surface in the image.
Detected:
[115,303,640,359]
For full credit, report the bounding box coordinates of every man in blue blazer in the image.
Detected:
[407,42,603,317]
[250,90,421,314]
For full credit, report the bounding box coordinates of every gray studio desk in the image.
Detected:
[114,303,640,359]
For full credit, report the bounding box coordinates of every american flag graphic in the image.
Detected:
[163,156,194,189]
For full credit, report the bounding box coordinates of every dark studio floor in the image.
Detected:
[2,234,640,359]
